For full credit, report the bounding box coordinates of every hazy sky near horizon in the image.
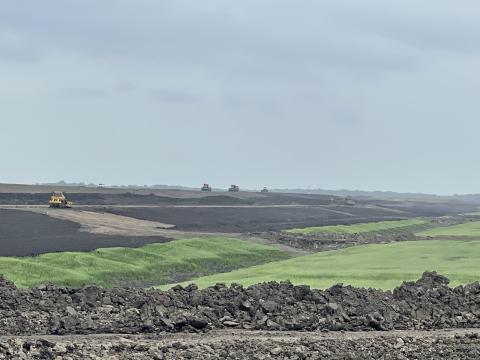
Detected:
[1,1,480,194]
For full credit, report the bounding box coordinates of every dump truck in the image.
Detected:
[201,183,212,192]
[48,192,73,208]
[228,184,240,192]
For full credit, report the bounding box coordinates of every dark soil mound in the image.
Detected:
[0,272,479,336]
[103,206,404,233]
[0,209,171,256]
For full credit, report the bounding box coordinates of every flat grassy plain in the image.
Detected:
[416,221,480,237]
[0,237,292,288]
[286,219,429,235]
[165,240,480,290]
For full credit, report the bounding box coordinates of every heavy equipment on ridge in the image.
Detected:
[48,192,73,208]
[228,184,240,192]
[201,183,212,192]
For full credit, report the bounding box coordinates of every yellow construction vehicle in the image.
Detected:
[48,192,73,208]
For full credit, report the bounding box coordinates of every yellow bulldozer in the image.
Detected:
[48,192,73,208]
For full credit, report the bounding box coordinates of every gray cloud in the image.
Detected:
[58,87,108,99]
[115,80,135,93]
[150,90,201,104]
[1,1,480,194]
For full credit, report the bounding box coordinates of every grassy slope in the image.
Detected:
[0,237,292,288]
[416,221,480,237]
[164,240,480,290]
[286,219,429,235]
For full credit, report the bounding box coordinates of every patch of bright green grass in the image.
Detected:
[286,219,429,235]
[0,237,292,288]
[163,240,480,290]
[416,221,480,237]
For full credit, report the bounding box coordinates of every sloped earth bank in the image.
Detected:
[258,230,416,252]
[1,330,479,359]
[1,272,480,336]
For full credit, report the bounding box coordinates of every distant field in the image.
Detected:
[286,219,430,235]
[164,240,480,290]
[0,237,292,288]
[416,221,480,237]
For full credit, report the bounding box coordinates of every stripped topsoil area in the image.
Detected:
[0,209,171,256]
[1,272,479,336]
[99,206,406,233]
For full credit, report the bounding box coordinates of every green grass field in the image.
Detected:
[416,221,480,237]
[163,240,480,290]
[0,237,292,288]
[286,219,429,235]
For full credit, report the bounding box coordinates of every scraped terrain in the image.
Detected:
[0,209,171,256]
[9,207,176,236]
[100,206,408,233]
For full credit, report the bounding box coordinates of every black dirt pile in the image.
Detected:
[0,209,172,256]
[0,272,479,336]
[0,331,479,359]
[258,230,415,252]
[103,206,404,233]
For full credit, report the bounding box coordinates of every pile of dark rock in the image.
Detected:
[0,272,479,336]
[258,231,415,252]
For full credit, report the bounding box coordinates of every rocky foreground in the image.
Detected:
[1,330,479,359]
[1,272,480,358]
[0,271,479,335]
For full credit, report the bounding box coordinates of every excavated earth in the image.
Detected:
[1,272,480,358]
[258,230,418,252]
[0,209,171,256]
[2,272,480,335]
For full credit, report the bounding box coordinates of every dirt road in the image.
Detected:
[1,330,479,359]
[5,206,176,236]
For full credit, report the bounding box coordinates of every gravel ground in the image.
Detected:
[1,330,479,359]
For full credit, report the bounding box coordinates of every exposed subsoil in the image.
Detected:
[1,330,479,359]
[1,272,479,337]
[0,209,171,256]
[100,206,406,233]
[258,231,419,252]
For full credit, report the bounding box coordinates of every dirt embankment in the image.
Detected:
[259,231,417,252]
[0,272,479,336]
[1,330,479,359]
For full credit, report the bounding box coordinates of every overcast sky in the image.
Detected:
[1,1,480,194]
